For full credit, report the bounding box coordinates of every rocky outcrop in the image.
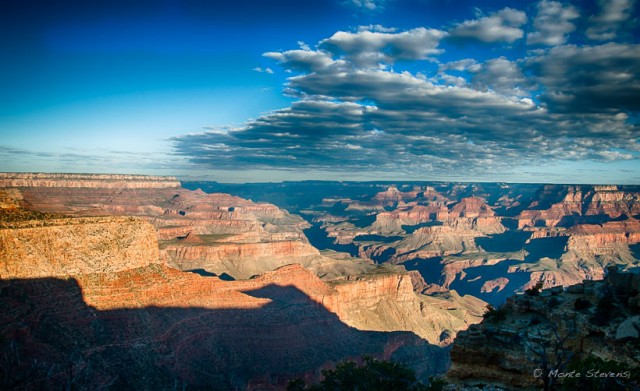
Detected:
[562,218,640,265]
[0,217,158,278]
[447,269,640,390]
[373,185,421,203]
[370,204,448,234]
[161,240,322,279]
[450,197,496,218]
[481,277,509,293]
[394,225,482,261]
[322,267,485,345]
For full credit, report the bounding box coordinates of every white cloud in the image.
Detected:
[449,7,528,43]
[587,0,636,40]
[253,67,274,74]
[527,0,579,46]
[174,24,640,178]
[343,0,388,11]
[357,25,398,33]
[469,57,531,96]
[319,27,446,68]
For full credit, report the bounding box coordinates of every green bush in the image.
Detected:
[287,357,428,391]
[562,355,638,391]
[573,298,591,311]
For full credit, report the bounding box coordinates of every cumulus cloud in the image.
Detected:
[469,57,531,96]
[587,0,636,40]
[527,0,579,46]
[173,23,639,178]
[318,27,446,68]
[448,7,528,43]
[526,43,640,113]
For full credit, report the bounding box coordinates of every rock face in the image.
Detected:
[1,264,450,390]
[323,268,486,345]
[394,225,483,260]
[517,185,640,229]
[447,269,640,390]
[0,217,158,278]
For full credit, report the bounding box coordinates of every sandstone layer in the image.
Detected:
[0,217,158,278]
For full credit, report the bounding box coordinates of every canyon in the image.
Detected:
[3,174,640,389]
[0,174,486,389]
[197,181,640,306]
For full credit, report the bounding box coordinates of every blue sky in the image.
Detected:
[1,0,639,183]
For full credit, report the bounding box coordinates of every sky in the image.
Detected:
[1,0,639,184]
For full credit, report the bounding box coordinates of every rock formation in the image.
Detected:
[288,182,639,306]
[0,172,181,188]
[447,269,640,390]
[10,175,324,279]
[0,216,158,278]
[517,185,640,229]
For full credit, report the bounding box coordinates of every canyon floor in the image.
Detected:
[1,173,639,390]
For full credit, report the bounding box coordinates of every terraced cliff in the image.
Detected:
[9,175,324,279]
[0,172,181,188]
[293,183,640,306]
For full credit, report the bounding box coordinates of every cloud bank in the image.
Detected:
[173,1,639,180]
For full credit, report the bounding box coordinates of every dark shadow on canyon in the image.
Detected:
[303,221,360,257]
[0,276,446,391]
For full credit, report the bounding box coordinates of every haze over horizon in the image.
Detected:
[1,0,639,184]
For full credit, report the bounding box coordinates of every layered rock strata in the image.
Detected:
[0,172,181,188]
[7,174,323,279]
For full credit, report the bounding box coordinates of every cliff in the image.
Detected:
[0,216,158,278]
[161,240,322,279]
[0,172,181,188]
[518,185,640,228]
[1,263,448,390]
[447,269,640,390]
[7,174,324,279]
[0,176,489,389]
[322,267,485,345]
